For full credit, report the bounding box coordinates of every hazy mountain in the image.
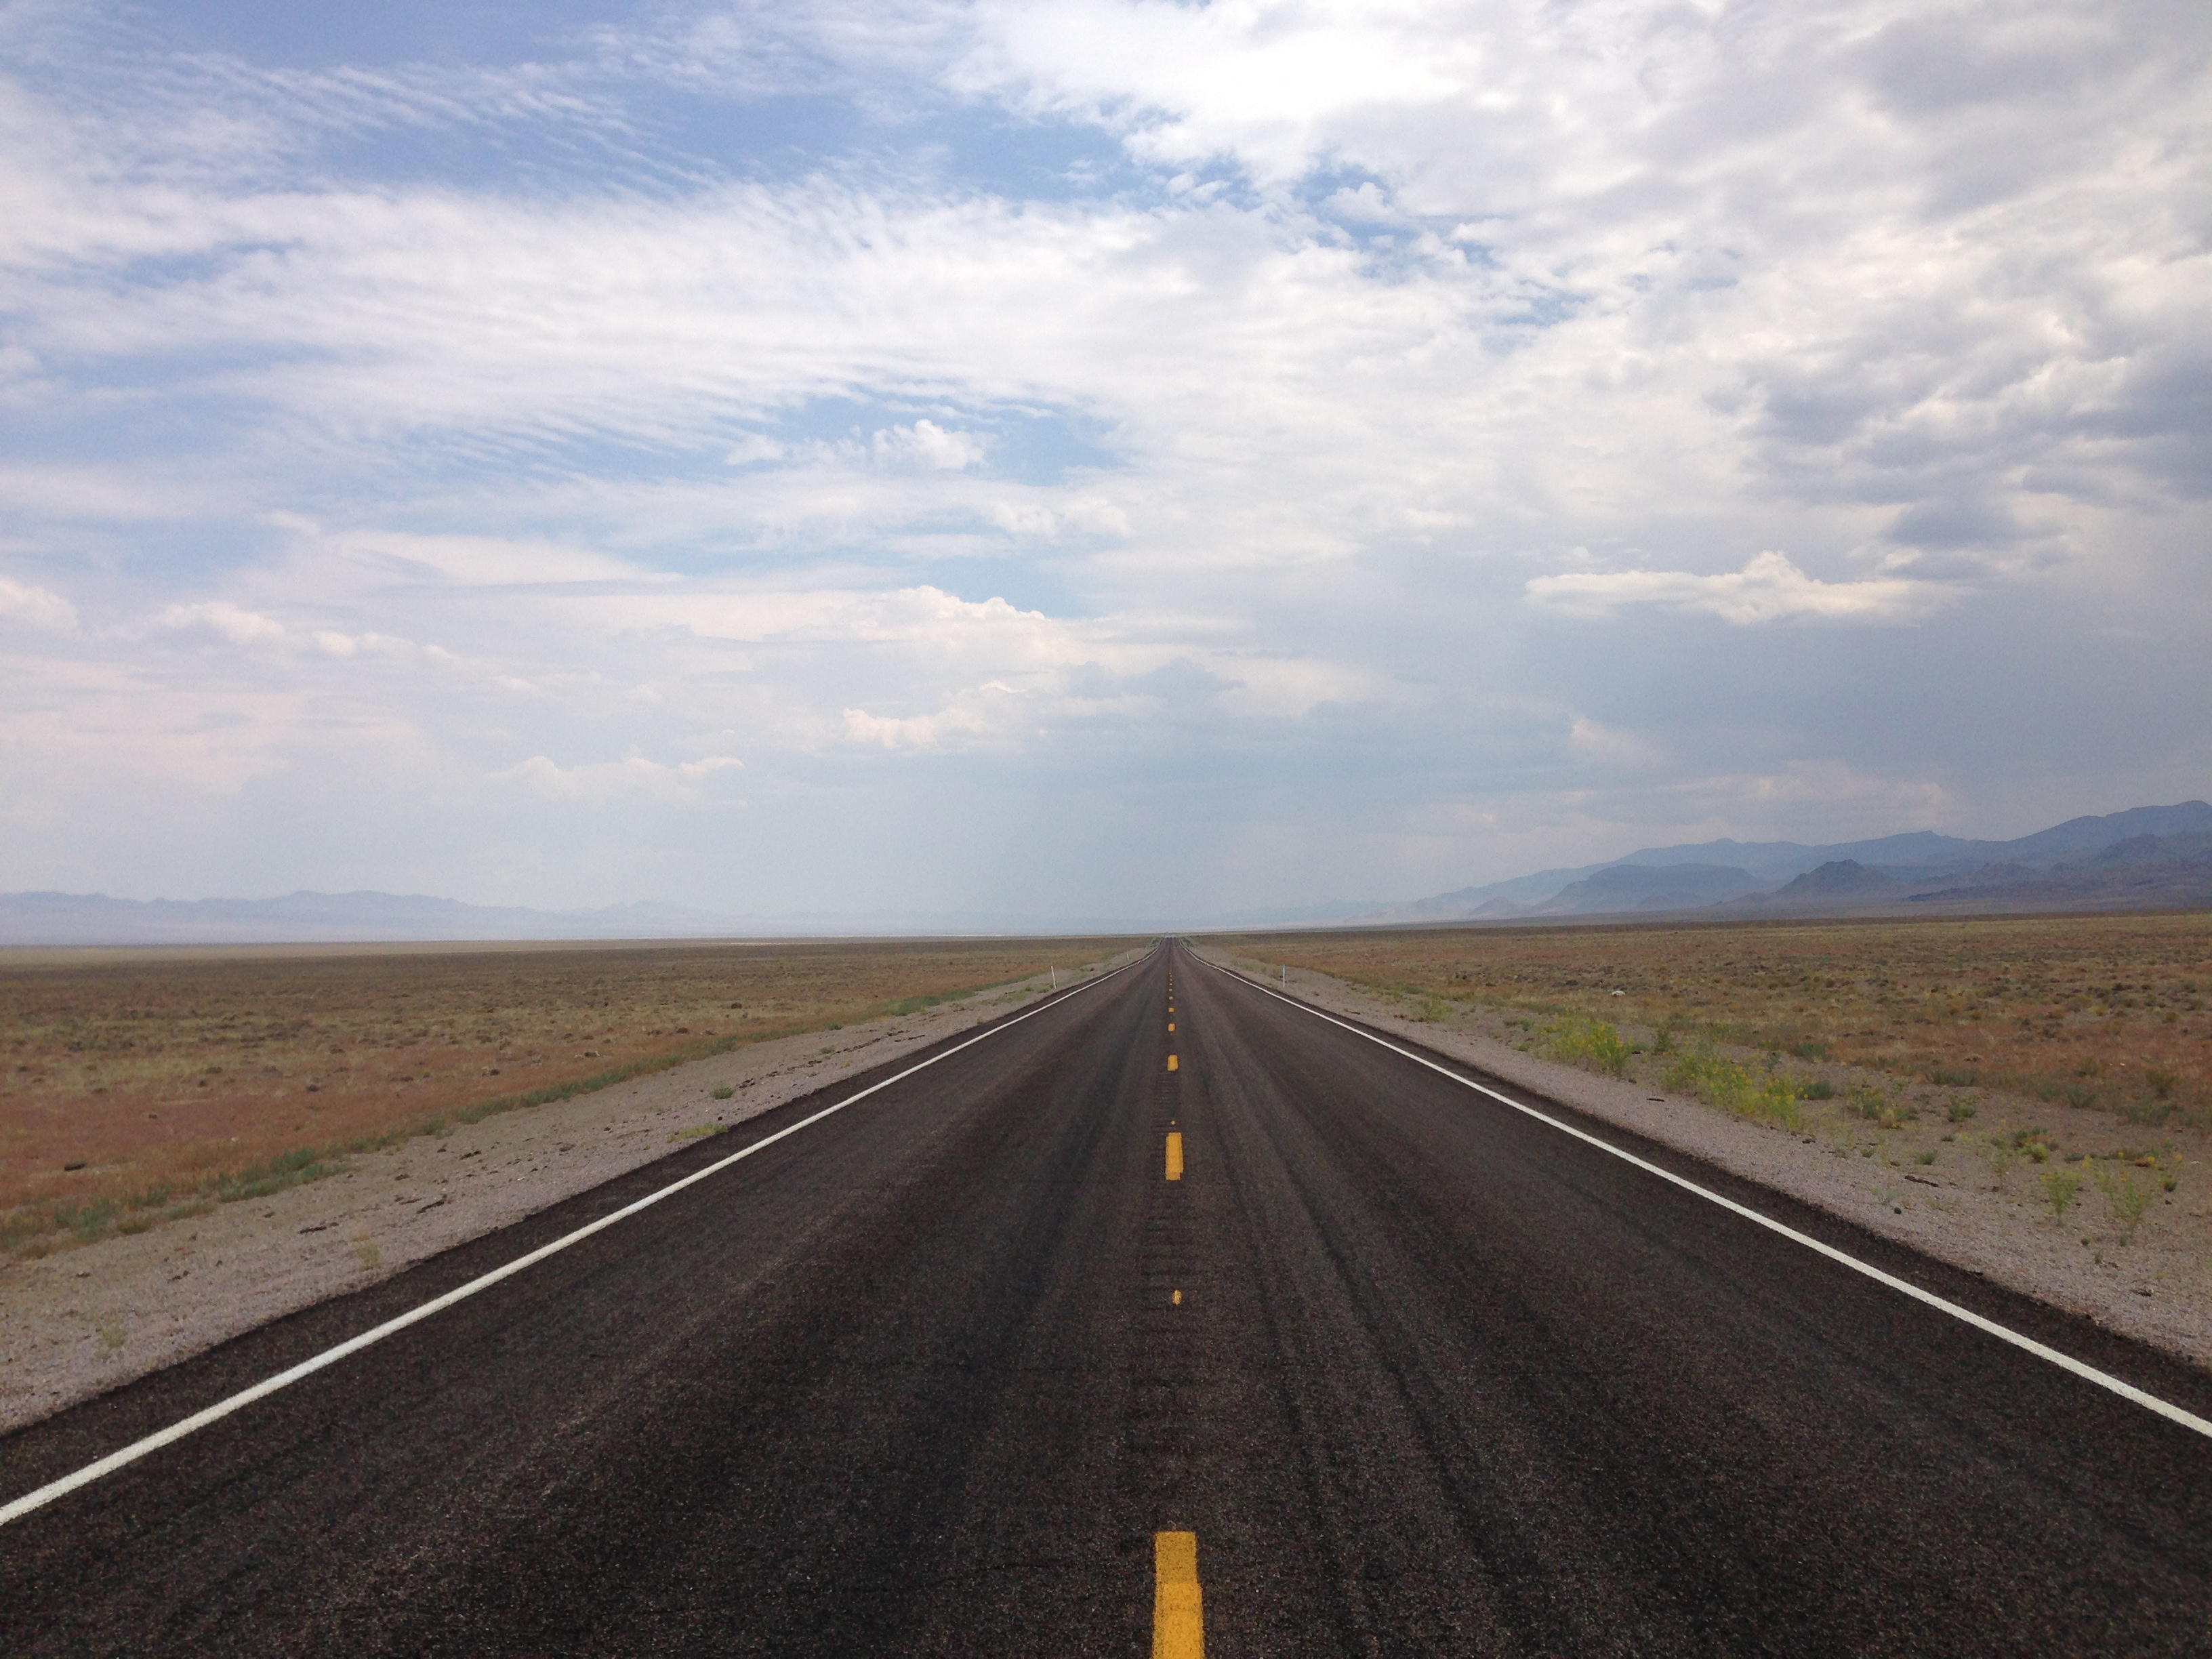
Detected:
[1906,832,2212,908]
[1345,801,2212,924]
[1708,859,1912,915]
[1532,863,1768,915]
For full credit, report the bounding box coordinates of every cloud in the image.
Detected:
[329,532,647,587]
[0,575,77,631]
[490,753,743,804]
[159,600,287,644]
[842,682,1019,750]
[313,630,413,658]
[726,434,789,465]
[871,419,987,470]
[1524,552,1957,626]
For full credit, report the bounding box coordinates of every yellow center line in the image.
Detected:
[1165,1132,1184,1181]
[1168,1022,1175,1031]
[1153,1531,1204,1658]
[1172,1288,1183,1305]
[1167,1054,1178,1071]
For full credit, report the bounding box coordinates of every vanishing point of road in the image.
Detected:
[5,941,2210,1654]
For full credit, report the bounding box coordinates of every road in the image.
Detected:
[4,941,2211,1655]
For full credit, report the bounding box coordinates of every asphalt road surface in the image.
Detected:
[6,942,2211,1655]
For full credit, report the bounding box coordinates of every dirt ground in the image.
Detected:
[0,949,1141,1434]
[1194,942,2212,1374]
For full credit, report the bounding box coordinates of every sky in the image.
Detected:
[1,0,2206,922]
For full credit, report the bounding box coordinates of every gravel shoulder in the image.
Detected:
[0,954,1139,1435]
[1192,944,2212,1372]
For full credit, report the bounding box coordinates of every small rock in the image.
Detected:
[63,1160,86,1172]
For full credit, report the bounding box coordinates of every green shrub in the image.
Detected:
[1847,1085,1917,1130]
[216,1147,337,1204]
[2041,1166,2083,1221]
[1799,1078,1836,1100]
[1540,1017,1633,1078]
[1662,1049,1802,1129]
[2093,1165,2154,1241]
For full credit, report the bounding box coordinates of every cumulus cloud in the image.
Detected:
[1524,552,1958,626]
[871,419,987,470]
[0,575,77,632]
[159,600,287,644]
[491,753,743,804]
[842,681,1021,749]
[726,434,788,465]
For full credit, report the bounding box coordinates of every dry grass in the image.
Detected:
[1220,910,2212,1132]
[1,935,1133,1255]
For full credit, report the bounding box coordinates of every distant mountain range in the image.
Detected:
[1327,801,2212,925]
[6,802,2208,945]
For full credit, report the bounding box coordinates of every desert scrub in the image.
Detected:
[1662,1049,1802,1129]
[2041,1166,2083,1222]
[1538,1016,1632,1078]
[2094,1164,2154,1242]
[1847,1085,1917,1131]
[216,1147,340,1204]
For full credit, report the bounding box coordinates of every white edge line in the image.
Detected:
[1193,949,2212,1442]
[0,949,1154,1528]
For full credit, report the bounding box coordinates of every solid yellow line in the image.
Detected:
[1153,1531,1204,1658]
[1165,1132,1184,1181]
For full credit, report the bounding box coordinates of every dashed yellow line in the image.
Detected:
[1153,1531,1204,1658]
[1167,1054,1179,1071]
[1168,1022,1175,1032]
[1165,1132,1184,1181]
